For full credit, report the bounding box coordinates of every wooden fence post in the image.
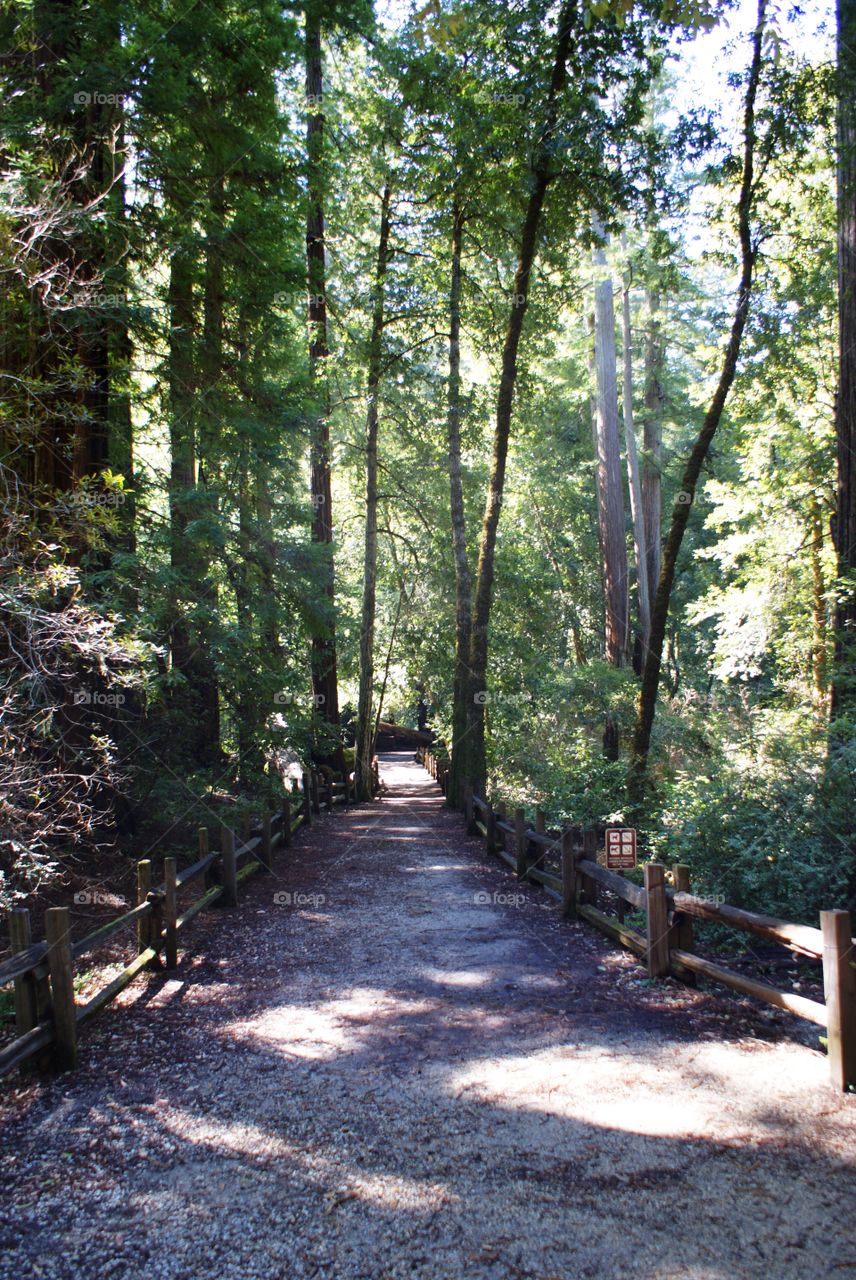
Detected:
[535,808,546,837]
[645,863,670,978]
[485,802,497,855]
[147,891,164,967]
[561,830,577,919]
[515,809,528,879]
[324,773,333,813]
[240,812,251,845]
[261,813,273,872]
[302,771,312,825]
[199,826,212,888]
[464,783,475,834]
[581,830,599,907]
[10,908,38,1036]
[45,907,77,1071]
[282,793,292,847]
[821,910,856,1091]
[221,827,238,907]
[164,857,178,969]
[310,768,320,815]
[671,864,696,984]
[136,859,151,954]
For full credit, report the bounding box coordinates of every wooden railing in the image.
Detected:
[417,747,856,1093]
[0,765,355,1081]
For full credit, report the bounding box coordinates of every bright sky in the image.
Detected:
[376,0,835,124]
[676,0,833,120]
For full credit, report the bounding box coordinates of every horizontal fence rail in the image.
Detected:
[0,764,362,1081]
[417,747,856,1093]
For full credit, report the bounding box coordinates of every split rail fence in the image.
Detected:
[0,766,357,1081]
[419,747,856,1092]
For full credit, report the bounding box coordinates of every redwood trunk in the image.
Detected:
[306,6,342,758]
[831,0,856,719]
[355,183,392,800]
[446,200,472,807]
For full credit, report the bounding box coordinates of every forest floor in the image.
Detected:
[1,753,855,1280]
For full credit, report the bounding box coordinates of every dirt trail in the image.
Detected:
[1,753,854,1280]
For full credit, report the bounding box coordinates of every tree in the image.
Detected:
[355,182,393,800]
[467,0,576,795]
[620,236,651,659]
[304,2,342,758]
[831,0,856,720]
[628,0,767,801]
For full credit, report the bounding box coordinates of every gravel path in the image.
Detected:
[1,753,855,1280]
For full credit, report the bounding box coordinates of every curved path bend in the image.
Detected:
[1,754,855,1280]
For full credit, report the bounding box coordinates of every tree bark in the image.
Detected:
[620,239,650,659]
[592,221,630,673]
[355,182,392,801]
[642,286,664,597]
[445,199,473,807]
[628,0,766,803]
[467,0,576,796]
[809,491,829,715]
[831,0,856,719]
[305,5,342,760]
[165,236,219,764]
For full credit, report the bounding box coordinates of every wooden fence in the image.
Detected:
[418,747,856,1093]
[0,766,356,1081]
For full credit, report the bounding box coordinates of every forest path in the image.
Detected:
[1,754,855,1280]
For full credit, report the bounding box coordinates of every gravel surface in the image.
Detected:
[1,753,855,1280]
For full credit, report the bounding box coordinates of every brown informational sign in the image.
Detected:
[605,828,637,870]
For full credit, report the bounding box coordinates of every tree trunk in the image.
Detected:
[831,0,856,720]
[620,239,650,660]
[592,222,630,674]
[355,183,392,801]
[305,6,342,757]
[809,492,829,716]
[166,237,219,764]
[446,199,473,807]
[642,287,664,597]
[467,0,576,796]
[628,0,766,803]
[109,116,135,556]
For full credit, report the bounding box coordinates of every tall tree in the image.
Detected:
[355,182,392,800]
[305,2,342,760]
[831,0,856,720]
[628,0,767,801]
[620,239,651,659]
[445,199,472,806]
[641,284,664,597]
[592,224,630,673]
[467,0,576,795]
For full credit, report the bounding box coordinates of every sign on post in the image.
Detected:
[605,828,637,871]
